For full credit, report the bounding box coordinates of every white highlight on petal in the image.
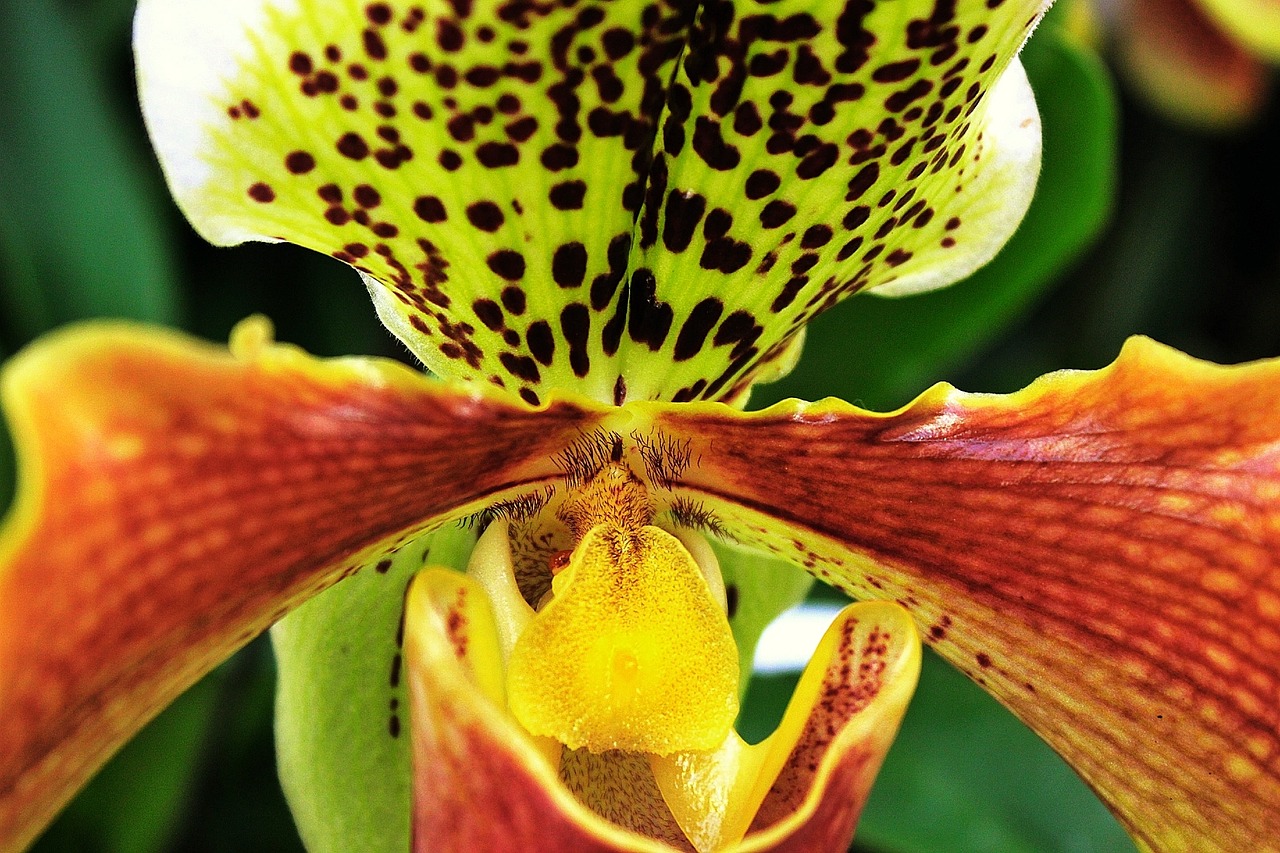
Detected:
[134,0,298,244]
[752,602,847,675]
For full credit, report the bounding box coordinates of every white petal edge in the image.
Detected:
[872,57,1043,298]
[134,0,297,246]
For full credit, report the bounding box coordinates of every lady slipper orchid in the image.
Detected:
[1113,0,1277,127]
[0,1,1277,852]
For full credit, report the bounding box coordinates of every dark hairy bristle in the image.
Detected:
[553,428,624,488]
[465,486,555,529]
[631,428,693,490]
[668,495,731,540]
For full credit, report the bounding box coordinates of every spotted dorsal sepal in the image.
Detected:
[137,0,1045,405]
[613,0,1046,402]
[137,0,696,405]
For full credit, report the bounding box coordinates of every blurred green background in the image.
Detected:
[0,0,1276,850]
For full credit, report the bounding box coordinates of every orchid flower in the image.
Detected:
[0,0,1278,851]
[1112,0,1277,127]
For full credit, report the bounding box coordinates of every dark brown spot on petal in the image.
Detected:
[466,201,504,232]
[487,250,525,280]
[549,181,586,210]
[501,286,527,315]
[500,352,541,384]
[285,151,316,174]
[337,132,370,160]
[560,303,591,377]
[248,183,275,203]
[673,297,724,362]
[802,224,833,248]
[552,242,587,288]
[439,150,463,171]
[414,196,447,223]
[526,320,554,365]
[363,28,388,60]
[745,170,780,200]
[472,298,504,331]
[476,142,519,167]
[760,200,796,229]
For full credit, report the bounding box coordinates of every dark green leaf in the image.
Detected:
[0,0,182,343]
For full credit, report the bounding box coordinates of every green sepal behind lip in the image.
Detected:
[272,524,477,853]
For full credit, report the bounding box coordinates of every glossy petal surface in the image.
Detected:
[137,0,1044,404]
[0,321,602,849]
[647,338,1280,852]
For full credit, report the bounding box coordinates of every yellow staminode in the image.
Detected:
[506,523,739,756]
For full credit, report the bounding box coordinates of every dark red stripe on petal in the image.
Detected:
[650,338,1280,851]
[0,323,602,849]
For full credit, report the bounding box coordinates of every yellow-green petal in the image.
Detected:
[618,0,1044,402]
[136,0,1045,405]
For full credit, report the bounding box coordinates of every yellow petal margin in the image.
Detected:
[0,320,603,850]
[644,338,1280,852]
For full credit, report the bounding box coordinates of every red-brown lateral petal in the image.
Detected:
[0,320,603,850]
[1117,0,1269,128]
[647,337,1280,852]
